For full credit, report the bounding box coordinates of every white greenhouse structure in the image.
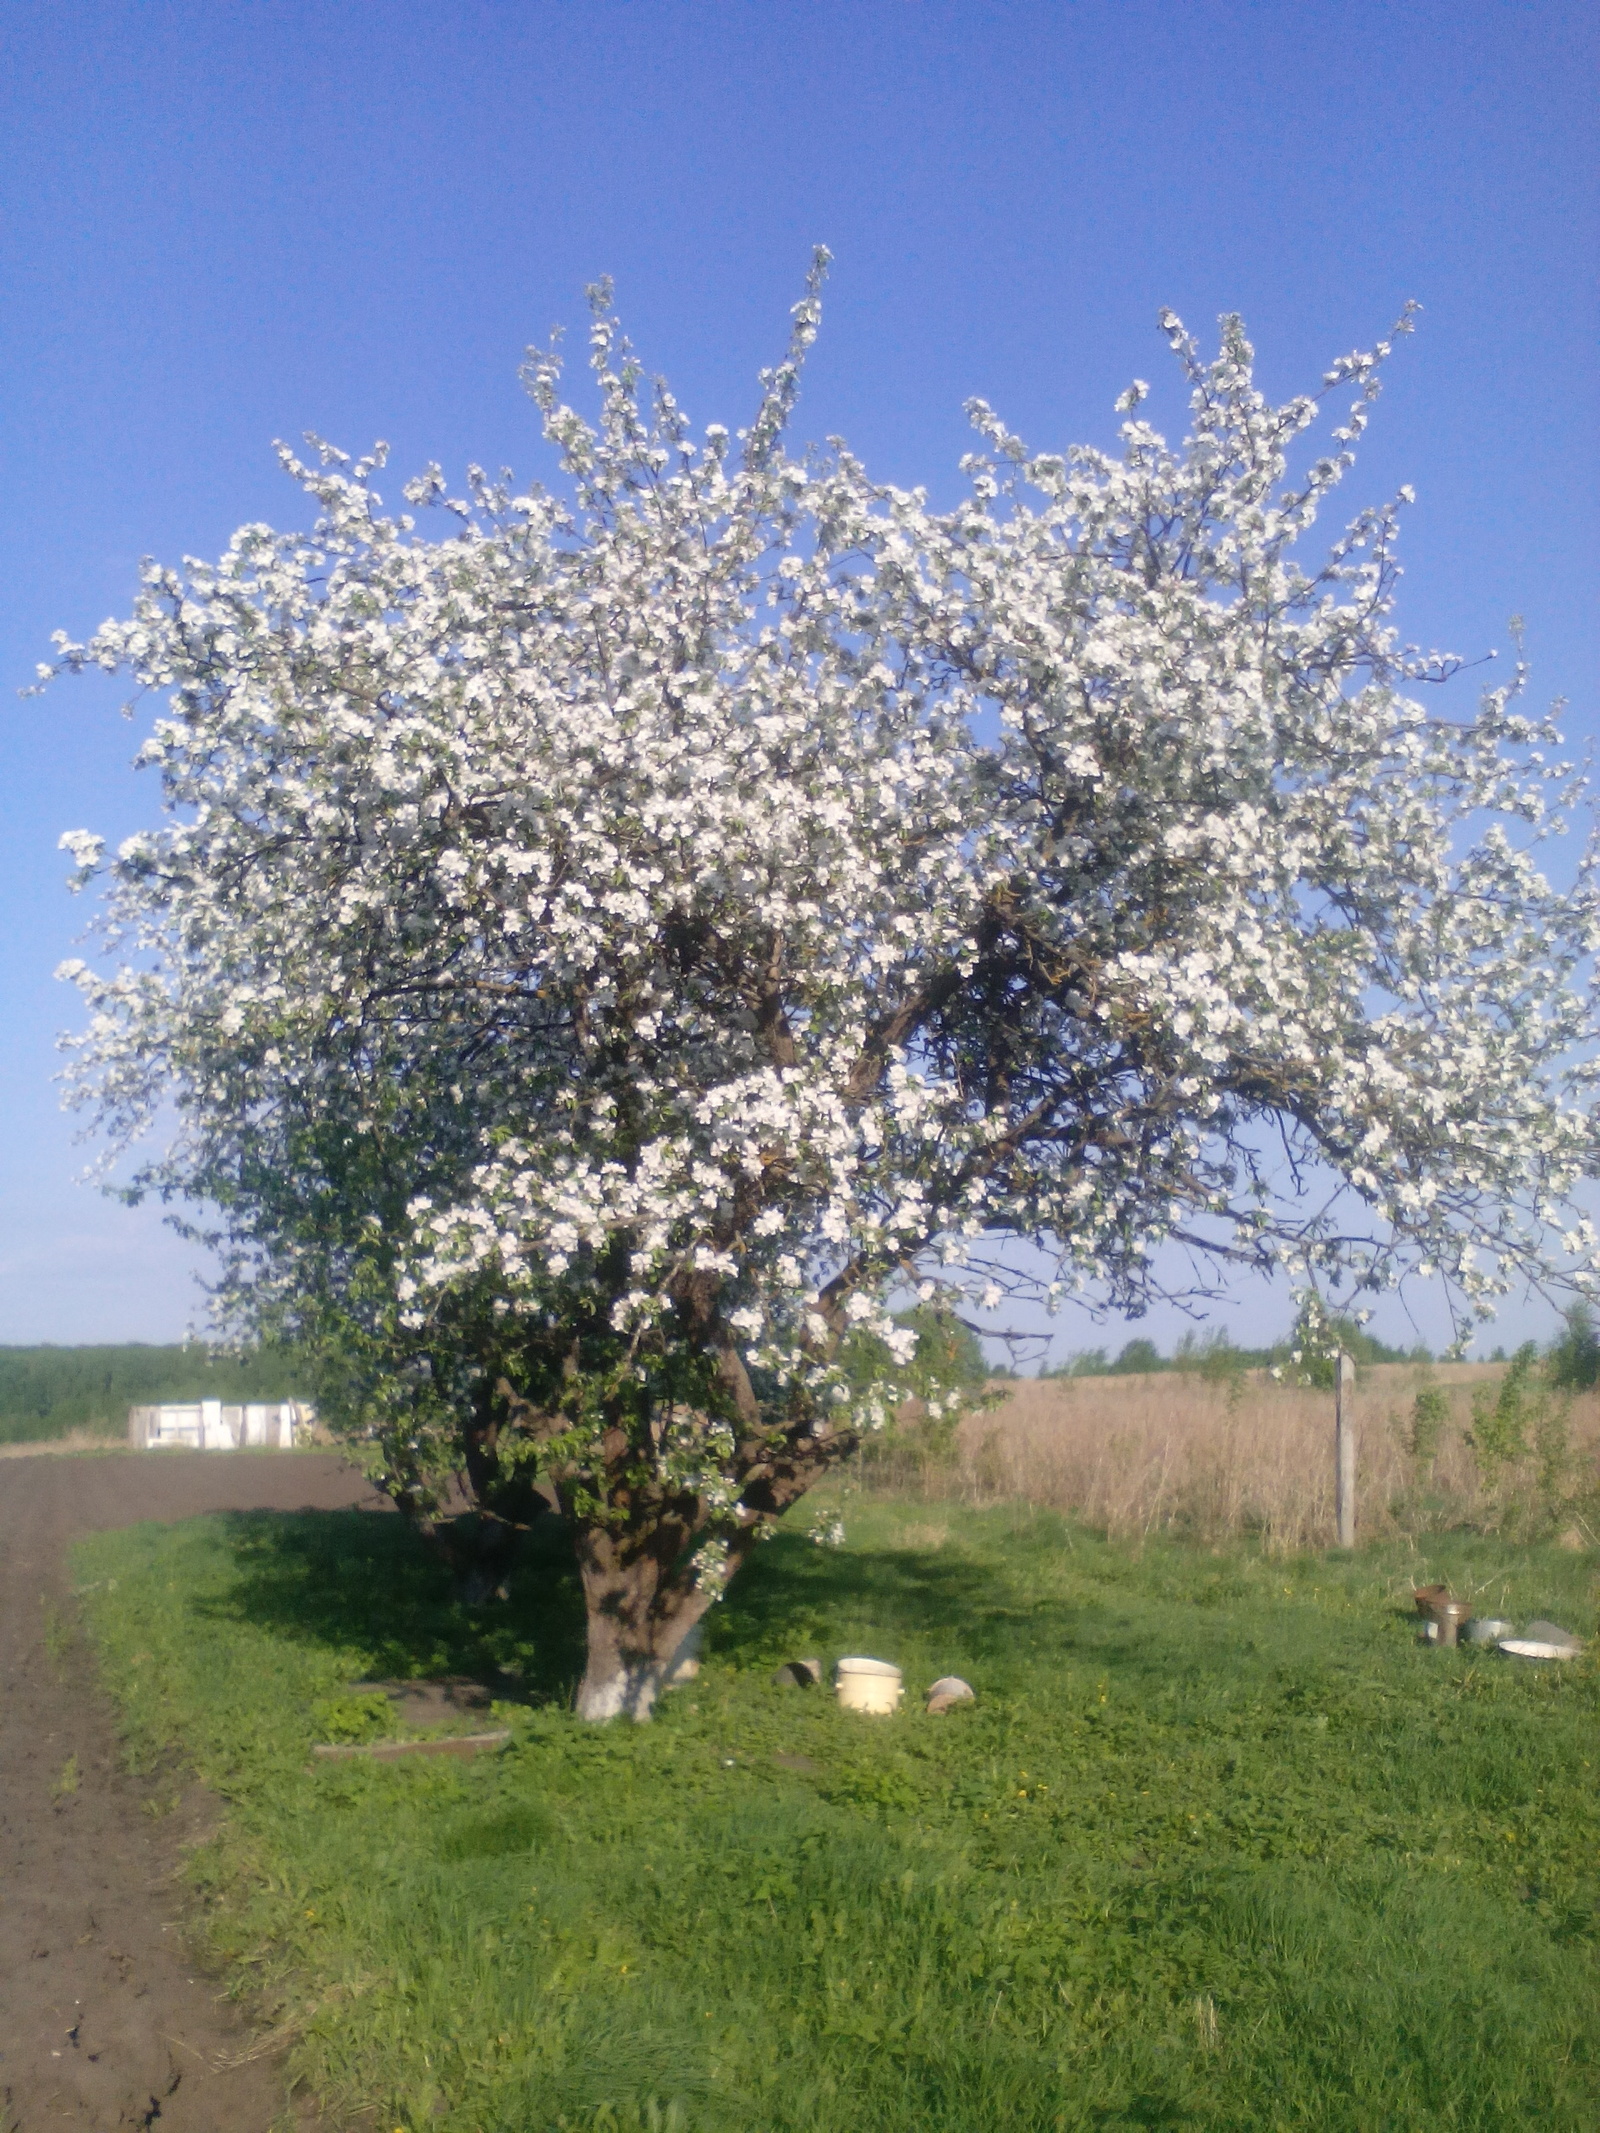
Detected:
[127,1399,314,1451]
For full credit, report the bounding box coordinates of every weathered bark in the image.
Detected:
[391,1374,563,1604]
[393,1501,535,1605]
[447,1514,527,1606]
[573,1523,721,1722]
[571,1424,845,1720]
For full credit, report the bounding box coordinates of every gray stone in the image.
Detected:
[925,1674,975,1713]
[772,1657,823,1687]
[1522,1620,1583,1653]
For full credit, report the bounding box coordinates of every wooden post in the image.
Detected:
[1334,1351,1357,1548]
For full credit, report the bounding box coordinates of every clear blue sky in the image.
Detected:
[2,0,1594,1354]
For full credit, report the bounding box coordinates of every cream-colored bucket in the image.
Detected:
[834,1656,903,1714]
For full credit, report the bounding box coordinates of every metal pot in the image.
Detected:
[834,1655,903,1714]
[1463,1617,1514,1645]
[1429,1598,1473,1647]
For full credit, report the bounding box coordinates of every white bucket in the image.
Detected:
[834,1656,903,1715]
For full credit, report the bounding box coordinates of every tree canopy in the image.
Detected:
[50,255,1600,1713]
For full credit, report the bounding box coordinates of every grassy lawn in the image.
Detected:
[75,1498,1599,2132]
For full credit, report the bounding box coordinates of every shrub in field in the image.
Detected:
[1045,1346,1113,1380]
[49,260,1600,1715]
[1405,1382,1450,1471]
[1108,1337,1165,1376]
[850,1307,993,1479]
[1468,1343,1543,1485]
[1176,1330,1252,1400]
[1546,1301,1600,1390]
[1462,1344,1578,1532]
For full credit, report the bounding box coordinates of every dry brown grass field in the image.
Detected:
[878,1363,1600,1552]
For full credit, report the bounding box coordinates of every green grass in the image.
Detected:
[74,1500,1600,2132]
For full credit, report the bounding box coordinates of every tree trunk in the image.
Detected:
[449,1514,525,1606]
[573,1523,717,1722]
[392,1499,536,1607]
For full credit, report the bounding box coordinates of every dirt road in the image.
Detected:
[0,1451,382,2131]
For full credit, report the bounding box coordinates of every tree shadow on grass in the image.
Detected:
[708,1528,1037,1669]
[195,1506,1146,1711]
[716,1531,1309,1695]
[196,1507,588,1707]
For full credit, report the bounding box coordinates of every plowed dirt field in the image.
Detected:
[0,1450,382,2131]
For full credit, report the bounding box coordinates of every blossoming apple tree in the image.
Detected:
[49,255,1600,1716]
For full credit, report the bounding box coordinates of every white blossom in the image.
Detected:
[43,264,1600,1676]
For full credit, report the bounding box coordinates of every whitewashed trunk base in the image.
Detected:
[575,1660,667,1723]
[573,1523,716,1723]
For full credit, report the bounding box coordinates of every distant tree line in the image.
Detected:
[1043,1302,1600,1388]
[1543,1303,1600,1390]
[0,1344,308,1445]
[1044,1313,1431,1384]
[7,1305,1594,1453]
